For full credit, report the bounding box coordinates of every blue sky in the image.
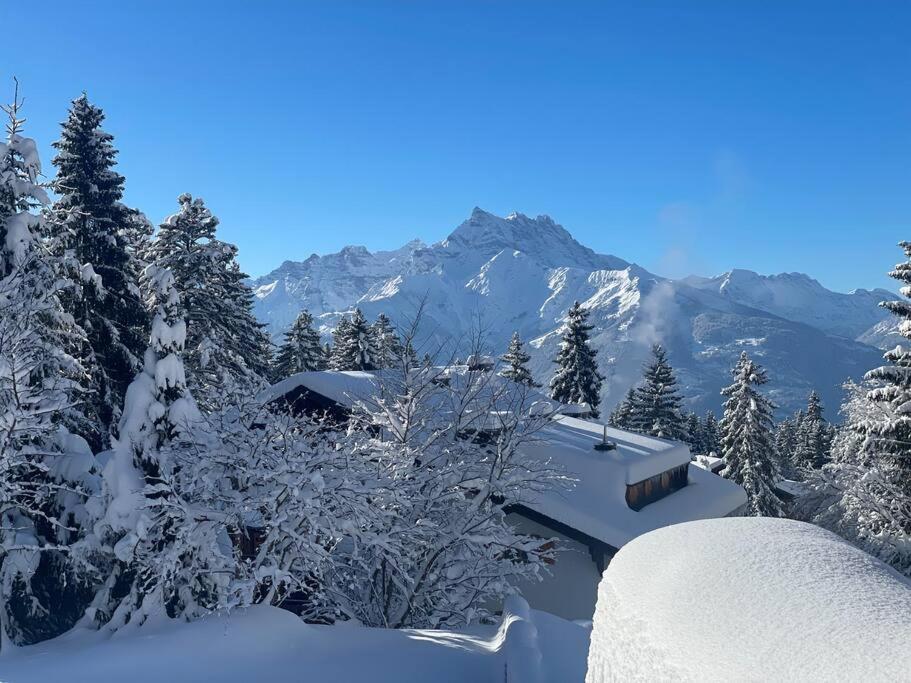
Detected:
[3,1,909,291]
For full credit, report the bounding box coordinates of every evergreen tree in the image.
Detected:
[794,391,831,470]
[630,345,688,441]
[719,352,783,517]
[272,309,326,379]
[701,411,721,455]
[798,381,911,576]
[775,416,798,467]
[854,241,911,497]
[0,84,98,649]
[145,194,272,407]
[329,309,376,371]
[608,388,637,429]
[50,94,147,445]
[370,313,402,370]
[684,412,701,451]
[86,265,229,629]
[549,301,604,416]
[499,332,540,387]
[329,316,352,370]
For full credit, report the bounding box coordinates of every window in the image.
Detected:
[625,463,689,511]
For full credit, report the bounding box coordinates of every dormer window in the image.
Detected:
[625,462,689,511]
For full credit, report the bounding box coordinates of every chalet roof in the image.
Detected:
[262,370,381,407]
[263,371,747,550]
[518,416,746,550]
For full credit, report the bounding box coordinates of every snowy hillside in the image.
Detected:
[253,208,890,415]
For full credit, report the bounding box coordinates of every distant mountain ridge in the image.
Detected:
[252,208,895,416]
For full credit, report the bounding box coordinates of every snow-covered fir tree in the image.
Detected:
[145,194,272,409]
[701,411,721,456]
[719,352,783,517]
[684,412,701,451]
[329,308,376,371]
[608,388,637,429]
[370,313,402,370]
[630,345,688,442]
[0,88,97,650]
[50,94,147,446]
[549,301,603,416]
[774,414,800,476]
[796,381,911,576]
[85,265,231,629]
[793,391,831,470]
[860,241,911,488]
[271,309,327,380]
[499,332,540,387]
[796,242,911,576]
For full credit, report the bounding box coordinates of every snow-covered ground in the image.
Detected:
[586,517,911,682]
[0,598,590,683]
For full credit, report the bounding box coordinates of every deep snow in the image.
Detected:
[586,517,911,682]
[0,599,590,683]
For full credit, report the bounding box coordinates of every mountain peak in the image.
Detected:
[443,208,626,271]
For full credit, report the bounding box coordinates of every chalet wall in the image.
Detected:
[506,513,605,621]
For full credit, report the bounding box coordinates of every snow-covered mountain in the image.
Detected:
[682,270,895,341]
[252,208,893,416]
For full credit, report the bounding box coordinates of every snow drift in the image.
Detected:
[0,598,589,683]
[586,517,911,682]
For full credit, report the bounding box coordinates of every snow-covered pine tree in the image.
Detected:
[800,240,911,574]
[684,412,701,452]
[328,316,353,370]
[370,313,402,370]
[145,194,272,409]
[549,301,604,416]
[0,87,97,650]
[86,265,230,629]
[630,345,688,442]
[862,242,911,484]
[499,332,540,387]
[793,391,831,470]
[719,352,783,517]
[50,94,147,446]
[796,381,911,576]
[329,309,376,371]
[774,416,798,468]
[701,411,721,456]
[121,207,154,284]
[271,309,327,380]
[608,388,637,429]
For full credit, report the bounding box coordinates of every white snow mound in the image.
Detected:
[586,517,911,682]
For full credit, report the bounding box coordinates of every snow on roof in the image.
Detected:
[263,373,745,550]
[261,370,381,407]
[690,454,724,471]
[517,416,746,549]
[587,518,911,682]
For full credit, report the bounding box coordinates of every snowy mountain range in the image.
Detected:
[252,208,896,416]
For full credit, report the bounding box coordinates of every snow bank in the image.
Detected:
[586,518,911,682]
[2,601,589,683]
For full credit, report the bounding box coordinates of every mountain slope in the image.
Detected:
[682,269,895,340]
[252,209,889,416]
